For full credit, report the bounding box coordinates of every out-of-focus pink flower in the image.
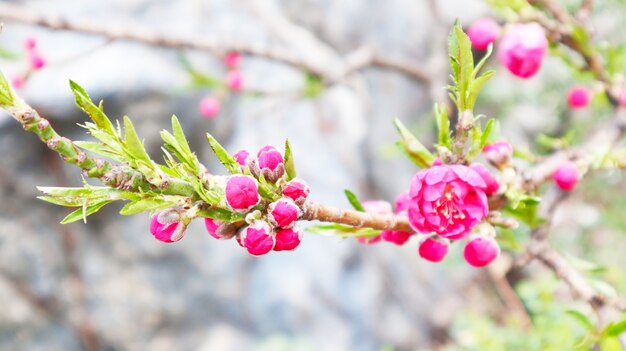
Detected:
[483,140,513,169]
[282,179,310,205]
[567,86,591,109]
[470,163,500,196]
[552,162,579,191]
[356,235,382,244]
[240,220,275,256]
[268,198,300,228]
[394,192,411,214]
[432,158,443,166]
[150,211,186,243]
[225,175,260,212]
[233,149,251,167]
[226,70,244,91]
[381,230,412,245]
[224,51,242,69]
[619,90,626,107]
[11,74,25,89]
[274,226,303,251]
[463,235,500,267]
[467,18,500,51]
[418,236,449,262]
[257,145,285,182]
[408,165,488,240]
[28,51,45,70]
[199,96,221,119]
[498,23,548,79]
[24,37,37,51]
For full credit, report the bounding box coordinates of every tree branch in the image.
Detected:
[302,202,412,232]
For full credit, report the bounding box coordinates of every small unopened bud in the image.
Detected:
[467,18,500,51]
[552,161,579,191]
[204,218,238,239]
[567,86,591,109]
[24,37,37,51]
[483,140,513,169]
[233,149,251,167]
[418,236,449,262]
[381,230,412,245]
[274,226,303,251]
[498,23,548,79]
[257,145,285,182]
[282,179,310,205]
[28,51,45,70]
[463,235,500,267]
[224,51,242,69]
[11,74,25,89]
[150,211,186,243]
[226,70,244,91]
[225,175,260,212]
[267,198,300,228]
[239,220,275,256]
[199,96,220,119]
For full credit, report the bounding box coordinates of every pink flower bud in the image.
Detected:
[418,236,449,262]
[463,235,500,267]
[234,149,251,167]
[467,18,500,51]
[240,220,275,255]
[498,23,548,79]
[381,230,412,245]
[431,158,443,166]
[282,179,310,205]
[483,140,513,169]
[199,96,221,119]
[24,37,37,51]
[470,163,500,196]
[567,86,591,109]
[552,162,579,191]
[225,175,260,211]
[204,218,237,240]
[394,192,411,214]
[28,51,45,70]
[268,198,300,228]
[356,234,382,244]
[11,74,24,89]
[150,212,186,243]
[257,145,285,182]
[274,226,303,251]
[226,70,244,91]
[224,51,242,69]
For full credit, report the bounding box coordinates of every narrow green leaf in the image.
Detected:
[454,25,474,110]
[473,43,493,79]
[435,103,451,148]
[0,70,14,107]
[60,201,111,224]
[198,208,245,222]
[206,133,241,174]
[119,198,173,215]
[123,116,152,165]
[257,175,279,201]
[344,189,365,212]
[467,70,495,110]
[393,118,436,168]
[284,139,296,181]
[480,118,496,148]
[566,310,595,332]
[607,318,626,337]
[69,80,115,135]
[171,115,193,158]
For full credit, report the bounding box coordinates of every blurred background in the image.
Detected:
[1,0,626,350]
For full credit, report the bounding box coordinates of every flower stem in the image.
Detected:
[301,202,412,232]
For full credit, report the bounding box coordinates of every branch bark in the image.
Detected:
[302,202,412,232]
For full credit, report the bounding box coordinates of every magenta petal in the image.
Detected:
[425,166,457,185]
[423,183,445,202]
[450,165,487,188]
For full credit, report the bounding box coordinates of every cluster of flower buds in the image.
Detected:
[11,36,46,89]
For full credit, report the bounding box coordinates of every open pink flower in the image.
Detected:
[567,86,591,109]
[268,198,300,228]
[408,165,488,240]
[225,175,260,211]
[150,212,186,243]
[282,179,310,205]
[418,236,449,262]
[240,220,275,255]
[467,18,500,51]
[274,226,303,251]
[464,235,500,267]
[498,23,548,79]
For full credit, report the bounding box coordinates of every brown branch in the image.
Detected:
[302,201,412,232]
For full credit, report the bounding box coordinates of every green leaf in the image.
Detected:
[198,208,245,222]
[606,318,626,337]
[393,118,436,168]
[206,133,241,174]
[344,189,365,212]
[473,43,493,79]
[123,116,152,165]
[61,201,112,224]
[435,103,452,148]
[0,70,14,107]
[0,47,21,60]
[454,25,474,110]
[566,310,595,332]
[467,70,495,110]
[257,174,280,201]
[69,80,115,135]
[284,139,296,181]
[171,115,193,158]
[480,118,496,148]
[119,198,173,215]
[303,73,324,98]
[306,224,380,238]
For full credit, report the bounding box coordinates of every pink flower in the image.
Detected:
[233,149,251,166]
[225,175,260,211]
[268,198,300,228]
[257,145,285,182]
[204,218,237,240]
[381,230,412,245]
[394,192,411,213]
[226,70,244,91]
[567,86,591,109]
[11,74,24,89]
[240,220,275,255]
[282,179,310,205]
[467,18,500,51]
[418,236,449,262]
[150,211,186,243]
[470,163,499,196]
[483,140,513,169]
[24,37,37,51]
[28,51,45,70]
[274,226,303,251]
[199,96,221,119]
[552,162,579,191]
[356,235,382,244]
[408,165,488,240]
[224,51,242,69]
[498,23,548,79]
[464,235,500,267]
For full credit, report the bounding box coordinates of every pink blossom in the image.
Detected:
[470,163,500,196]
[431,158,443,166]
[204,218,237,240]
[233,149,251,166]
[483,140,513,169]
[567,86,591,109]
[225,175,260,211]
[552,162,579,191]
[268,198,300,228]
[464,235,500,267]
[394,192,411,213]
[381,230,412,245]
[274,226,303,251]
[408,165,488,240]
[282,179,310,205]
[199,96,221,119]
[418,236,449,262]
[356,235,382,244]
[11,74,24,89]
[226,70,244,91]
[224,51,242,69]
[467,18,500,51]
[150,212,185,243]
[498,23,548,79]
[240,220,275,255]
[257,145,285,182]
[24,37,37,51]
[28,51,45,70]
